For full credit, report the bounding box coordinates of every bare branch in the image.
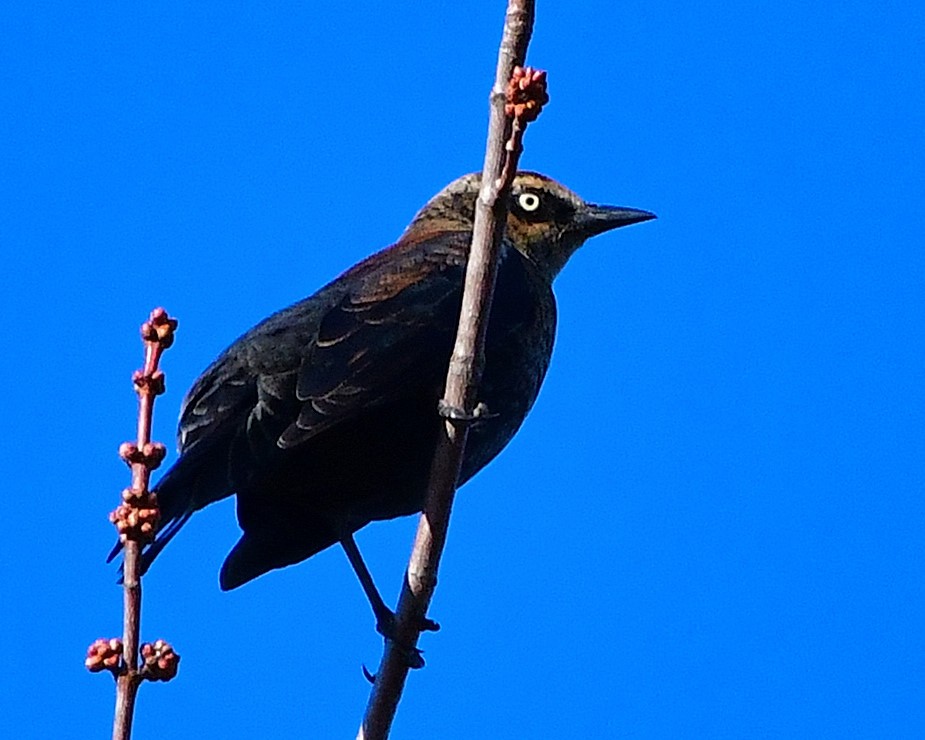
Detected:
[87,307,180,740]
[358,2,547,737]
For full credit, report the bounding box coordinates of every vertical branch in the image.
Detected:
[86,308,180,740]
[358,2,546,737]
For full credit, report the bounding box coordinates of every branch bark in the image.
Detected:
[87,308,179,740]
[112,310,177,740]
[358,2,538,737]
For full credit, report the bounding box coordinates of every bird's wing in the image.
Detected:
[278,247,466,449]
[177,363,257,454]
[175,231,469,460]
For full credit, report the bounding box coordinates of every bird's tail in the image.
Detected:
[219,523,339,591]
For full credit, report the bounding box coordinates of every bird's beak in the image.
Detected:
[575,204,657,239]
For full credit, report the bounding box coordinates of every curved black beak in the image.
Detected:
[575,204,657,239]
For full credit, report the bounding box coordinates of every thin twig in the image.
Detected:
[357,2,543,737]
[87,308,180,740]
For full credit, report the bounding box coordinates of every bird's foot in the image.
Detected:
[374,610,440,670]
[438,400,497,424]
[392,640,425,670]
[376,609,440,637]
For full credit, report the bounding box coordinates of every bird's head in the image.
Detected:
[406,171,655,280]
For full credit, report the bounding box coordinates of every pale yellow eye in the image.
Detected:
[518,192,541,212]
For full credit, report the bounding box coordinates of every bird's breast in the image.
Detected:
[459,249,557,482]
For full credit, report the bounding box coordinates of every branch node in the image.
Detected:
[110,500,160,544]
[141,307,179,349]
[505,65,548,123]
[139,640,181,682]
[142,442,167,469]
[118,442,139,466]
[118,441,167,469]
[133,369,166,396]
[86,638,124,676]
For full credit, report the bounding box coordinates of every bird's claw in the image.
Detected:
[376,610,440,637]
[374,610,438,670]
[361,649,426,681]
[376,617,425,669]
[438,400,497,424]
[362,664,376,684]
[392,641,426,670]
[420,616,440,632]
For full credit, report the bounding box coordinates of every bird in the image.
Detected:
[111,171,654,639]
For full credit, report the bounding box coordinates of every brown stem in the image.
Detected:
[109,308,178,740]
[112,542,142,740]
[357,2,538,737]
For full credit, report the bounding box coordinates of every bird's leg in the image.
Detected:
[340,533,397,635]
[339,533,439,669]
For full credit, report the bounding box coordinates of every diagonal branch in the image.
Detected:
[358,2,544,737]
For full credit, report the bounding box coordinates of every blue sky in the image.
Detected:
[1,2,923,738]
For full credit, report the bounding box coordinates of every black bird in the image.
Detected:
[115,171,654,635]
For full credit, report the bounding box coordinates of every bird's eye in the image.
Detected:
[517,192,541,212]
